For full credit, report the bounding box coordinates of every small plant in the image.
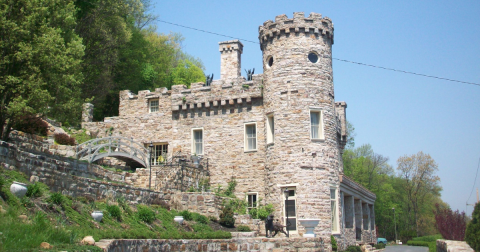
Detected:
[237,225,251,232]
[182,96,186,102]
[192,213,209,224]
[26,183,43,198]
[137,205,155,223]
[21,197,35,208]
[466,202,480,251]
[208,215,218,222]
[54,133,76,146]
[49,192,64,205]
[107,205,122,221]
[180,210,193,221]
[331,235,338,251]
[242,84,250,89]
[434,203,466,241]
[374,243,386,249]
[345,246,362,252]
[219,205,235,228]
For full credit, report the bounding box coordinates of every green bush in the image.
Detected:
[412,234,442,242]
[192,213,209,224]
[345,246,361,252]
[180,210,193,221]
[137,205,155,223]
[407,241,430,246]
[400,229,417,243]
[466,202,480,252]
[331,235,338,251]
[26,183,43,198]
[219,205,235,227]
[49,192,64,205]
[191,223,213,233]
[209,215,217,222]
[237,225,251,232]
[107,205,122,221]
[374,243,386,249]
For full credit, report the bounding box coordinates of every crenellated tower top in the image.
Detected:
[258,12,334,50]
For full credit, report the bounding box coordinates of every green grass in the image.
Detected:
[407,234,443,252]
[0,167,231,251]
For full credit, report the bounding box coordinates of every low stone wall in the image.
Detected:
[437,240,474,252]
[0,140,164,204]
[96,237,327,252]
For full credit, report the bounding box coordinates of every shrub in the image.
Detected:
[137,205,155,223]
[434,203,466,241]
[49,192,64,205]
[331,235,338,251]
[12,115,49,136]
[180,210,193,221]
[107,205,122,221]
[407,240,430,247]
[26,183,43,198]
[191,223,213,232]
[399,229,417,243]
[54,133,76,146]
[219,205,235,228]
[208,215,217,222]
[193,213,209,224]
[412,234,443,242]
[345,246,361,252]
[466,202,480,251]
[374,243,386,249]
[237,225,251,232]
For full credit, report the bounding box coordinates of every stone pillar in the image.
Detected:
[219,40,243,80]
[344,195,354,228]
[82,103,94,123]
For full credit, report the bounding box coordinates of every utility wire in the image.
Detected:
[158,19,480,87]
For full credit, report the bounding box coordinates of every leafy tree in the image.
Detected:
[0,0,84,139]
[434,203,466,241]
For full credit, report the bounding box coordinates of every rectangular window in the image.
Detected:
[284,187,297,231]
[192,128,203,155]
[149,100,159,113]
[331,188,339,232]
[246,193,258,211]
[310,110,324,140]
[244,123,257,151]
[146,143,168,166]
[267,115,274,144]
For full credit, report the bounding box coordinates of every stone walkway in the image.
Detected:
[384,245,428,252]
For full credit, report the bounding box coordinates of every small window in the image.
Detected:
[331,188,339,232]
[310,110,324,140]
[308,52,318,63]
[244,123,257,151]
[267,115,274,144]
[149,100,159,113]
[146,143,168,166]
[284,187,297,231]
[247,193,258,211]
[267,56,273,67]
[192,128,203,155]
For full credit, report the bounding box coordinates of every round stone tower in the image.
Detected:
[259,12,340,238]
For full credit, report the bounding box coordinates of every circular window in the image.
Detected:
[267,56,273,67]
[308,52,318,63]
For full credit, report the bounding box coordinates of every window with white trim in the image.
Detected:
[149,99,159,113]
[146,143,168,166]
[192,128,203,155]
[267,115,274,144]
[310,110,324,140]
[244,123,257,151]
[284,187,297,231]
[331,188,339,232]
[246,193,258,211]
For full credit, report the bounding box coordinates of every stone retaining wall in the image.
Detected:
[0,140,164,204]
[436,240,474,252]
[96,237,327,252]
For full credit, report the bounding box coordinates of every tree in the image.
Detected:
[434,203,466,241]
[0,0,84,139]
[170,59,206,88]
[466,202,480,251]
[397,151,441,236]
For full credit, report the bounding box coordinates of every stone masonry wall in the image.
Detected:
[0,140,164,204]
[96,237,327,252]
[437,240,474,252]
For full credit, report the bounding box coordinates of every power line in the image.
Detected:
[158,19,480,87]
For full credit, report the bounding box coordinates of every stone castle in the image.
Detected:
[81,12,376,249]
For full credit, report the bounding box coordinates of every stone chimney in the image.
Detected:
[219,40,243,80]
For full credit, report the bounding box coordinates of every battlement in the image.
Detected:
[258,12,334,47]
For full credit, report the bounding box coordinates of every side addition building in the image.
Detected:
[82,12,376,249]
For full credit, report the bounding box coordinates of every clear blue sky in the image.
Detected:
[152,0,480,216]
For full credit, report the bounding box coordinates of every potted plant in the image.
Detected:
[10,181,28,198]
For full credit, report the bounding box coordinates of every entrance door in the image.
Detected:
[284,187,297,231]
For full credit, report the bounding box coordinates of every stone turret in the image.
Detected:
[260,12,339,239]
[219,40,243,80]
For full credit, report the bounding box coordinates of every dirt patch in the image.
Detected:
[208,221,238,232]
